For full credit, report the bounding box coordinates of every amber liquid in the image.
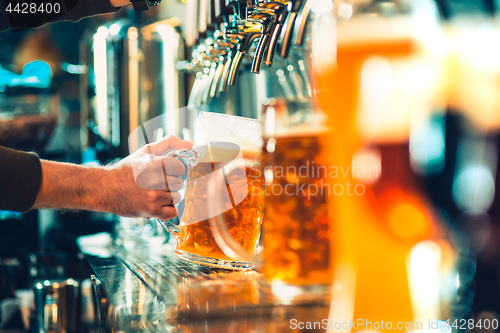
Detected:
[317,33,433,328]
[175,152,264,261]
[261,133,333,285]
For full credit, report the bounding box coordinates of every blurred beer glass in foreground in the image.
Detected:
[313,0,472,329]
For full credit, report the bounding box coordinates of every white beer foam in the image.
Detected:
[336,16,414,48]
[263,125,330,138]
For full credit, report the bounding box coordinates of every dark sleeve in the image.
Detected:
[0,145,42,213]
[0,6,9,32]
[0,0,120,33]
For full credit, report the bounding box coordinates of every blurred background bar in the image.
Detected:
[1,0,500,332]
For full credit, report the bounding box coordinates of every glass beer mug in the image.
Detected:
[158,112,264,270]
[208,99,335,304]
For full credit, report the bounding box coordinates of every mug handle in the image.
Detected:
[207,162,263,267]
[156,149,199,233]
[163,148,200,175]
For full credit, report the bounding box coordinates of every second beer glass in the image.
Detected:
[261,99,334,303]
[209,99,335,304]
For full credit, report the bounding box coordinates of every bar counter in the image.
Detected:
[87,246,331,333]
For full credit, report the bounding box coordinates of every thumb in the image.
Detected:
[148,135,194,156]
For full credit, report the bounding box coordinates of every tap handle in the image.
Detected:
[211,58,225,97]
[251,33,270,73]
[219,54,233,92]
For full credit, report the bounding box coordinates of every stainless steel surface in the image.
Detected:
[81,18,139,157]
[135,19,188,147]
[82,18,187,156]
[88,250,331,332]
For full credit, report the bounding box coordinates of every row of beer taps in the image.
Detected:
[183,0,316,107]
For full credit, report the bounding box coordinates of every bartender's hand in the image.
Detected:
[33,135,193,220]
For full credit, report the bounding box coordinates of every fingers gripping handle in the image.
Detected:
[164,149,200,180]
[157,149,200,233]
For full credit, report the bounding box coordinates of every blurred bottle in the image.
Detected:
[314,0,468,329]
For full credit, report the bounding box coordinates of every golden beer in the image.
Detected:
[316,9,448,328]
[261,132,333,285]
[174,149,264,262]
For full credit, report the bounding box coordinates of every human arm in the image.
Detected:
[33,137,191,220]
[32,135,193,220]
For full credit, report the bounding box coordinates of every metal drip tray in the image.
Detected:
[88,249,330,332]
[117,251,277,320]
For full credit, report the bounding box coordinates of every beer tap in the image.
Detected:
[277,0,302,58]
[247,11,274,73]
[213,37,238,93]
[206,35,228,96]
[203,0,234,96]
[190,40,218,107]
[201,61,217,104]
[291,0,312,46]
[219,0,263,85]
[185,0,320,104]
[225,23,262,85]
[257,1,288,67]
[218,53,233,92]
[210,54,226,98]
[187,47,207,107]
[201,48,227,103]
[186,0,230,106]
